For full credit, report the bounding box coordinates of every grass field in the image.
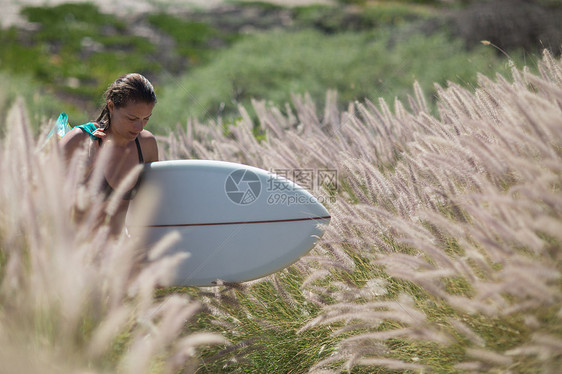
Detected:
[156,50,562,373]
[1,1,561,373]
[1,49,560,373]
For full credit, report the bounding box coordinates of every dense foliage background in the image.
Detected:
[1,0,560,133]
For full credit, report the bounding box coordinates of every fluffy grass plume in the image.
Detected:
[0,101,225,373]
[160,50,562,373]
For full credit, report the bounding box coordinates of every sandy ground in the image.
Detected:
[0,0,334,28]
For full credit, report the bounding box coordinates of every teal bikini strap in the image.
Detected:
[75,122,101,141]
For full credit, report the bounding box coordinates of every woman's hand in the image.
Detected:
[92,128,107,139]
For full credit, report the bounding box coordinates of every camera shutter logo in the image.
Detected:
[225,169,261,205]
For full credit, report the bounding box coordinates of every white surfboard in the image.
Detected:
[126,160,331,287]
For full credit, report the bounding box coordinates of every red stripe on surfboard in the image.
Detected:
[140,215,331,228]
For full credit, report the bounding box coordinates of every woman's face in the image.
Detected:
[108,100,155,141]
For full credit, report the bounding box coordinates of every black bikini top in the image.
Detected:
[78,126,144,200]
[99,137,144,200]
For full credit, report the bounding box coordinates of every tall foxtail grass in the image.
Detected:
[1,49,561,373]
[0,100,226,373]
[160,50,562,372]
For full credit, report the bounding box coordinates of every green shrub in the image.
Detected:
[147,13,230,65]
[0,72,87,134]
[0,3,158,105]
[151,28,528,133]
[294,1,436,32]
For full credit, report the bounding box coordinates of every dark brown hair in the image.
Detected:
[96,73,157,130]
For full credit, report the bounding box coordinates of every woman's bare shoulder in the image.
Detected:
[138,129,158,162]
[138,128,156,140]
[60,127,90,148]
[59,127,92,160]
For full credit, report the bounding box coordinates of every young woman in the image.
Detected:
[60,73,159,236]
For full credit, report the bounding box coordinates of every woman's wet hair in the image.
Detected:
[96,73,157,130]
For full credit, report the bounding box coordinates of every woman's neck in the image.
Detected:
[105,129,132,147]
